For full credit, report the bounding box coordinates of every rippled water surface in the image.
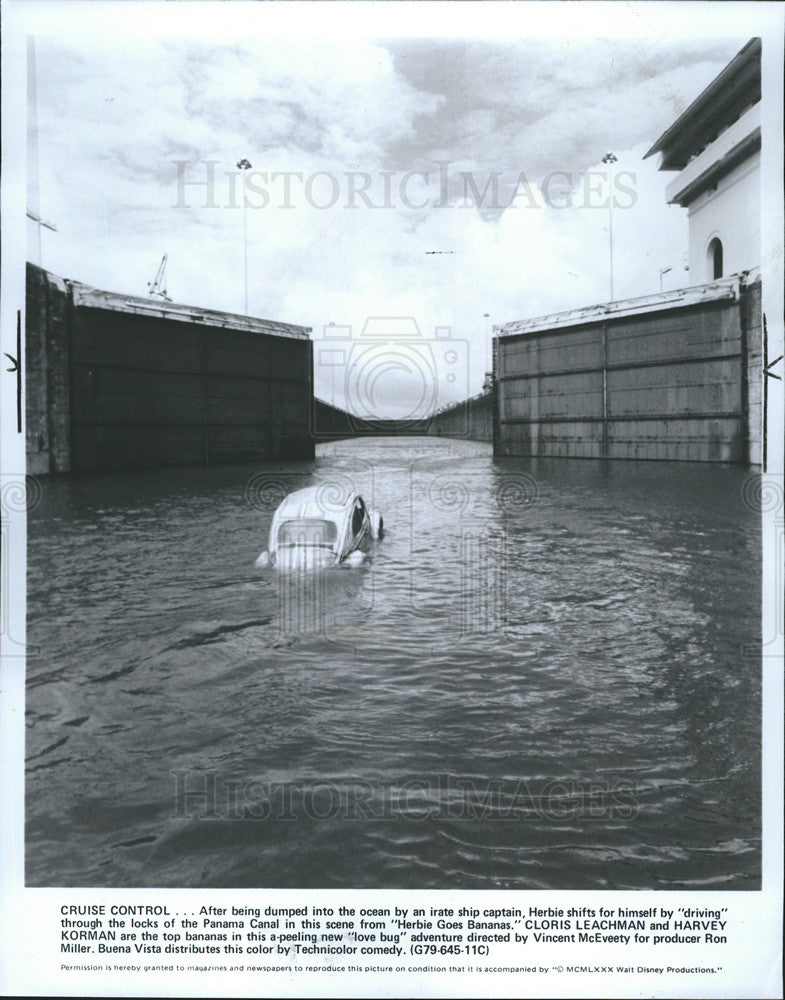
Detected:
[26,438,761,888]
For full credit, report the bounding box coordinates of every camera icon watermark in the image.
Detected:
[313,317,470,436]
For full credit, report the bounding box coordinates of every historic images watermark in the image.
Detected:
[172,159,638,212]
[172,771,640,823]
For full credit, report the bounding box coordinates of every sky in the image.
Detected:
[25,10,745,416]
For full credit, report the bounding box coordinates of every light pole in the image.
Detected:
[237,158,252,314]
[602,152,617,301]
[26,209,57,268]
[659,266,673,292]
[483,313,491,376]
[327,322,336,406]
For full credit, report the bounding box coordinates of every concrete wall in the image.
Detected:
[311,394,493,443]
[426,391,493,442]
[496,276,762,464]
[687,150,760,282]
[26,264,314,473]
[311,397,429,440]
[26,263,72,474]
[742,279,763,466]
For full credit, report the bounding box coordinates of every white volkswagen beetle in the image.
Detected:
[255,486,383,570]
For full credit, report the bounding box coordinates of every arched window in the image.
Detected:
[708,237,723,280]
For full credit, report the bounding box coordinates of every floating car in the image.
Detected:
[255,486,383,569]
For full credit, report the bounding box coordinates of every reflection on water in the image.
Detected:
[26,437,761,888]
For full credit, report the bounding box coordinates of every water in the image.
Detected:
[25,438,761,889]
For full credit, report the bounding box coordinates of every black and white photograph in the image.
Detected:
[1,1,783,997]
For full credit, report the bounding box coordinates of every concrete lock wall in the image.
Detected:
[426,391,494,442]
[26,263,314,473]
[26,264,72,475]
[310,394,493,443]
[495,275,762,464]
[311,397,432,439]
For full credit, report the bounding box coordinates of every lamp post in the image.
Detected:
[483,313,491,376]
[659,265,673,292]
[327,322,336,406]
[602,152,617,301]
[237,158,252,314]
[26,209,57,268]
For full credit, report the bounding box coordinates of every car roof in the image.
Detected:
[274,485,359,521]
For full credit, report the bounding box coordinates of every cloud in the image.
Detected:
[382,38,744,188]
[29,30,744,414]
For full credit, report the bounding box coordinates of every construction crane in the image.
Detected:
[147,253,172,301]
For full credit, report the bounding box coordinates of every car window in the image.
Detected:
[351,503,364,537]
[278,519,337,548]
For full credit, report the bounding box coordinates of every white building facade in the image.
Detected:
[646,39,761,284]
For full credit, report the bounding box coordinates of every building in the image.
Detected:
[492,41,764,466]
[645,38,761,284]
